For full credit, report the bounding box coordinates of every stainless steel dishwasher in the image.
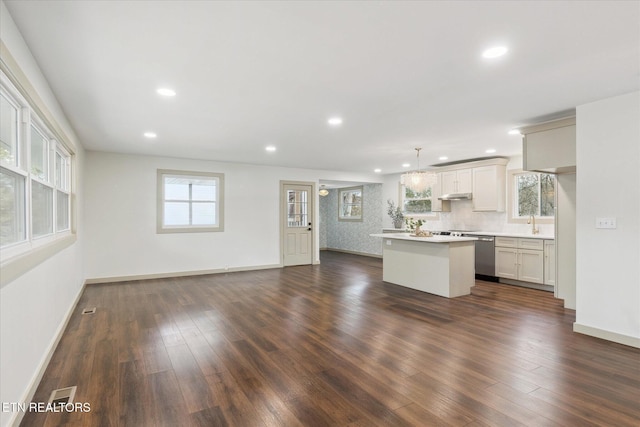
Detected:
[465,235,497,281]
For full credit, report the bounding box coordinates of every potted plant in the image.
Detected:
[387,200,405,229]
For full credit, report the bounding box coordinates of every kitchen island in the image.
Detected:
[370,233,477,298]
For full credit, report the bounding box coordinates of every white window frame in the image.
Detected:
[0,70,74,268]
[338,186,363,222]
[400,183,438,219]
[507,169,555,224]
[157,169,224,233]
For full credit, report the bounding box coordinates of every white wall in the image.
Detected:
[0,3,86,427]
[84,151,380,281]
[575,91,640,346]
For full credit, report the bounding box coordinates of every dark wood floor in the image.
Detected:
[21,251,640,426]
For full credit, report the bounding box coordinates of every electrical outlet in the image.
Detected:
[595,217,616,229]
[386,240,392,246]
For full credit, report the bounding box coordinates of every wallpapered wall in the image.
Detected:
[319,183,383,256]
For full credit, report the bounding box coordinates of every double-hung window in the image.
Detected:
[402,186,433,215]
[338,186,363,222]
[157,170,224,233]
[1,70,73,261]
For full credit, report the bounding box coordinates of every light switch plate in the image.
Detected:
[386,240,392,245]
[595,217,616,229]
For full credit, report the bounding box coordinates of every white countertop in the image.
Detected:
[381,229,554,240]
[464,231,554,240]
[371,233,478,243]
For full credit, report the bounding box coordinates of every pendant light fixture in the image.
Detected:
[400,148,437,193]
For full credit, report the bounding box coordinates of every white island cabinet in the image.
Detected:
[370,233,477,298]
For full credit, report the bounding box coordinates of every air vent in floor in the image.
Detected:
[48,386,77,406]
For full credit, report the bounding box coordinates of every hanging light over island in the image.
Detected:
[400,148,437,193]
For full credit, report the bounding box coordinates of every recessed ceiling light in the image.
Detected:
[439,156,448,161]
[374,168,382,173]
[402,163,410,168]
[486,149,497,154]
[482,46,508,58]
[265,145,276,152]
[508,129,521,135]
[143,132,157,138]
[327,117,343,126]
[156,87,176,97]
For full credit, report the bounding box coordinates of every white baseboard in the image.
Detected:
[573,322,640,348]
[85,263,283,285]
[324,248,382,259]
[9,281,86,427]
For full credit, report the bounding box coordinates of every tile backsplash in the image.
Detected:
[416,200,554,236]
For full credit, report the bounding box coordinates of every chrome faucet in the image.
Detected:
[528,215,539,234]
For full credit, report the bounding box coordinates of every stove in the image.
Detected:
[434,229,479,237]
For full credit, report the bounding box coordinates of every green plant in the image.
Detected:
[387,200,404,222]
[405,218,424,231]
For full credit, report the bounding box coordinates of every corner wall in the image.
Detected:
[575,91,640,347]
[84,151,381,281]
[321,184,383,256]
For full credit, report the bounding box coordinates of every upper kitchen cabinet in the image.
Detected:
[441,168,472,195]
[522,116,576,173]
[431,173,451,213]
[472,163,506,212]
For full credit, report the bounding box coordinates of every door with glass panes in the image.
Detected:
[282,183,313,266]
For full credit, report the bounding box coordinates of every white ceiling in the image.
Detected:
[4,1,639,174]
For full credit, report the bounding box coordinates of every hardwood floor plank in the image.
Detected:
[20,251,640,427]
[165,344,216,414]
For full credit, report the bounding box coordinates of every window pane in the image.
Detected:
[56,191,69,231]
[0,93,18,166]
[192,181,216,201]
[288,190,308,227]
[32,180,53,237]
[55,152,63,188]
[404,199,431,214]
[0,168,26,246]
[339,188,362,220]
[192,202,215,225]
[540,174,555,217]
[404,186,432,214]
[517,174,539,216]
[31,125,48,181]
[165,181,190,200]
[164,202,189,225]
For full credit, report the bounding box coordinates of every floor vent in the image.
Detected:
[48,386,77,406]
[82,307,96,315]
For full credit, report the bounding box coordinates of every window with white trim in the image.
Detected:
[508,170,555,223]
[338,186,363,222]
[402,185,433,215]
[1,71,73,257]
[157,170,224,233]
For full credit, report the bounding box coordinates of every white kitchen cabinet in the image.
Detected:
[495,247,518,279]
[472,165,506,212]
[495,238,544,284]
[522,117,576,174]
[519,249,544,283]
[544,240,556,286]
[441,168,472,194]
[431,173,451,212]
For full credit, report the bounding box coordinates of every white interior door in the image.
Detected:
[282,183,313,266]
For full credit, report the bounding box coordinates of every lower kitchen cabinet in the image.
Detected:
[495,237,544,284]
[544,240,556,286]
